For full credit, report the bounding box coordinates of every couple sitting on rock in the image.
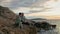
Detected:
[14,13,27,29]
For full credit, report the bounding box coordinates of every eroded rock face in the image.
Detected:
[0,6,18,34]
[0,6,17,26]
[0,6,16,21]
[0,6,37,34]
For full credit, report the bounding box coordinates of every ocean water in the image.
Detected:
[37,29,58,34]
[34,19,60,34]
[47,19,60,34]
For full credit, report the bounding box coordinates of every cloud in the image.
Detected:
[0,0,49,14]
[0,0,38,9]
[0,0,12,7]
[24,0,60,19]
[0,0,49,9]
[1,0,55,19]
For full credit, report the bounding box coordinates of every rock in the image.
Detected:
[0,6,37,34]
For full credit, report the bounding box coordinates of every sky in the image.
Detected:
[0,0,60,19]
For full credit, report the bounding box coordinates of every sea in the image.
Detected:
[33,19,60,34]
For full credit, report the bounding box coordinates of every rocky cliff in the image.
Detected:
[0,6,37,34]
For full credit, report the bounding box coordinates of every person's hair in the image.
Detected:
[19,13,22,15]
[19,12,24,16]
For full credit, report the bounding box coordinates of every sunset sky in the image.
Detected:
[0,0,60,19]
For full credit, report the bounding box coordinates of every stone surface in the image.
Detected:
[0,6,37,34]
